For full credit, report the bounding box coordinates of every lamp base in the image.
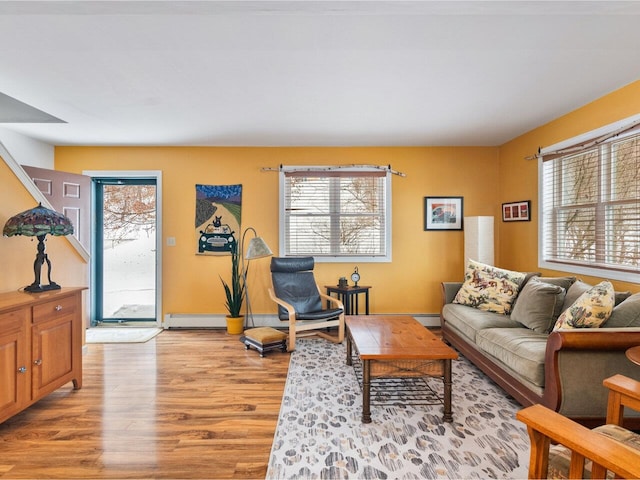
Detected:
[25,282,61,293]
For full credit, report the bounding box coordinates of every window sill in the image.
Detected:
[538,259,639,284]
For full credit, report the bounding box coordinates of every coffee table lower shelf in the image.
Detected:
[348,353,449,407]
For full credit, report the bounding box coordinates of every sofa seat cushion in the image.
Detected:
[442,304,521,343]
[475,328,548,388]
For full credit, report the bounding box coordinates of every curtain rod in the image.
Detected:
[260,164,406,177]
[524,118,640,161]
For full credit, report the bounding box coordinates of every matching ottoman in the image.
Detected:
[240,327,288,357]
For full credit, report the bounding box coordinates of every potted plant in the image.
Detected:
[220,241,245,334]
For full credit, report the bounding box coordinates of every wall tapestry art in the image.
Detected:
[195,184,242,255]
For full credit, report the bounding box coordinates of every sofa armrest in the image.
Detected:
[441,282,462,306]
[542,330,640,417]
[440,282,463,329]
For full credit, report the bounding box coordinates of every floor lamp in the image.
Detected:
[464,216,494,271]
[240,227,273,328]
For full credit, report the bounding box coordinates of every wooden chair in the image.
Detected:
[268,256,345,352]
[516,374,640,479]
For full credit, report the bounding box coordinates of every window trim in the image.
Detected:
[537,116,640,283]
[278,165,392,263]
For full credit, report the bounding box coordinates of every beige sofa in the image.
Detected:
[441,275,640,428]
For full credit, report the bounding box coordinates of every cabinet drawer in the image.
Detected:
[0,308,28,332]
[32,296,77,324]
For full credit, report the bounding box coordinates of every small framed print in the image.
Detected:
[424,196,463,231]
[502,200,531,222]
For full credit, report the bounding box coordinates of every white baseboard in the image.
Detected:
[163,313,441,329]
[163,313,226,329]
[163,313,285,329]
[413,314,441,328]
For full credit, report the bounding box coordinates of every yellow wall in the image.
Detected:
[16,79,635,320]
[55,146,500,317]
[498,80,640,293]
[0,158,88,294]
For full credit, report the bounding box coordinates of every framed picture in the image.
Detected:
[502,200,531,222]
[424,196,463,230]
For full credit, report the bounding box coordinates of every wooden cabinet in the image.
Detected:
[0,287,84,424]
[0,308,29,421]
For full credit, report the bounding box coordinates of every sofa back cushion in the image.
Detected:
[561,280,592,312]
[602,292,640,328]
[511,278,565,333]
[536,276,576,292]
[453,260,526,314]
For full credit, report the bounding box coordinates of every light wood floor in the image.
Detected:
[0,330,290,479]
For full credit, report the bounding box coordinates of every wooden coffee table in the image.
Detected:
[346,315,458,423]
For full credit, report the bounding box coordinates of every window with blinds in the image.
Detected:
[541,130,640,278]
[279,166,391,261]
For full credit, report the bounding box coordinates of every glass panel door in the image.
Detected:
[94,178,157,324]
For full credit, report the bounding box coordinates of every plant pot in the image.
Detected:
[226,315,244,335]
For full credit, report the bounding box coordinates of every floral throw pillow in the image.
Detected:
[453,260,526,314]
[553,280,615,330]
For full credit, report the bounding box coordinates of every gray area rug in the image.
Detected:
[267,338,530,479]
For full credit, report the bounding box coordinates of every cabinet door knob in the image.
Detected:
[34,359,43,366]
[17,366,27,373]
[55,305,63,311]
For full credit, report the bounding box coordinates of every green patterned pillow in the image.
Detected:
[453,260,526,314]
[553,280,615,330]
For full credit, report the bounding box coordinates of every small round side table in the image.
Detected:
[626,345,640,366]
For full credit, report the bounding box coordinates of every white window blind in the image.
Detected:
[541,131,640,277]
[280,166,391,261]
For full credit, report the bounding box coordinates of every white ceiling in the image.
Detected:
[1,0,640,147]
